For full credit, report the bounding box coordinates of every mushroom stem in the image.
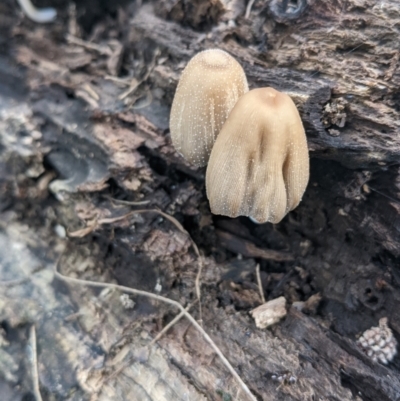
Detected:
[17,0,57,23]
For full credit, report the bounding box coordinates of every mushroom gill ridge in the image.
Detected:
[206,87,309,224]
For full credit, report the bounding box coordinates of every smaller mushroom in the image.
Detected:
[206,87,309,224]
[169,49,248,167]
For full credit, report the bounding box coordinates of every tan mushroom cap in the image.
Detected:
[206,87,309,224]
[169,49,249,167]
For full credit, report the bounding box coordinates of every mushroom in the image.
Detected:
[206,87,309,224]
[169,49,248,167]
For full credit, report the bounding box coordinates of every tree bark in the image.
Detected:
[0,0,400,400]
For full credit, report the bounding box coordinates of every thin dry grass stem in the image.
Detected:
[68,207,205,326]
[256,264,265,304]
[68,209,187,235]
[149,300,198,347]
[133,209,205,328]
[149,210,203,325]
[368,185,400,203]
[118,79,141,101]
[119,49,160,100]
[54,263,257,401]
[195,258,204,325]
[104,75,132,86]
[0,278,29,286]
[83,83,100,101]
[104,302,196,385]
[105,359,131,383]
[67,221,99,238]
[29,325,43,401]
[131,91,154,110]
[66,34,112,56]
[107,197,151,206]
[245,0,256,18]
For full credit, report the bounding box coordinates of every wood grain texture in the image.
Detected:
[0,0,399,400]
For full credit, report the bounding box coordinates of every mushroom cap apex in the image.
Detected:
[169,49,249,167]
[194,49,235,68]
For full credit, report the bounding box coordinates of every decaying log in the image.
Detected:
[0,0,400,400]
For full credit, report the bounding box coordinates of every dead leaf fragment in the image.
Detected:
[250,296,287,329]
[292,293,322,315]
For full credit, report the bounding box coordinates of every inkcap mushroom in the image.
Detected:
[169,49,248,167]
[206,87,309,224]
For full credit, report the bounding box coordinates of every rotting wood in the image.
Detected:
[0,0,400,400]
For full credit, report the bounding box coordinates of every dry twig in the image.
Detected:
[68,207,205,325]
[66,34,112,56]
[245,0,256,19]
[149,300,197,346]
[106,299,199,382]
[256,264,265,303]
[83,83,100,101]
[104,75,132,86]
[54,263,257,401]
[118,49,160,100]
[29,325,43,401]
[107,197,150,206]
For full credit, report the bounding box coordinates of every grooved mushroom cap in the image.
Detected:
[169,49,249,167]
[206,87,309,224]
